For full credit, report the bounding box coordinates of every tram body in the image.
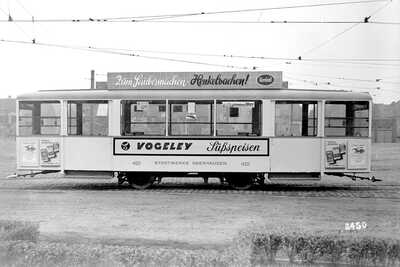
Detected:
[15,71,372,188]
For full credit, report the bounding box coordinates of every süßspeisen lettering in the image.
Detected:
[206,141,260,154]
[190,74,249,87]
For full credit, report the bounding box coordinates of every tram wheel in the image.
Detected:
[226,174,254,190]
[127,173,155,190]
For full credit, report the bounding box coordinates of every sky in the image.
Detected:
[0,0,399,103]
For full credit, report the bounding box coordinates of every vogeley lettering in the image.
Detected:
[136,142,193,151]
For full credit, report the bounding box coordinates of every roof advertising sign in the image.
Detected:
[107,72,282,90]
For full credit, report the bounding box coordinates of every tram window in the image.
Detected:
[325,101,369,137]
[121,100,166,136]
[229,107,239,117]
[18,101,60,136]
[173,105,183,113]
[216,101,261,136]
[67,101,108,136]
[169,100,213,136]
[275,101,318,137]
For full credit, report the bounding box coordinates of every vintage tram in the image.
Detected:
[15,71,373,189]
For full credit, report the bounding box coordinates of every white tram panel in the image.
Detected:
[270,138,321,172]
[64,137,113,171]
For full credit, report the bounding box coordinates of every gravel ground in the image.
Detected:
[0,138,399,247]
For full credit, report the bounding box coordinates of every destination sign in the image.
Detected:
[107,72,282,90]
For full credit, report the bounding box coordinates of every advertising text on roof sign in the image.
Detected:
[107,71,282,90]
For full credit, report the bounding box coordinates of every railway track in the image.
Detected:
[140,184,400,200]
[1,178,399,200]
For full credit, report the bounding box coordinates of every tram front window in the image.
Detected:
[325,101,369,137]
[169,100,213,136]
[275,101,318,137]
[216,101,261,136]
[121,100,166,136]
[18,101,61,136]
[67,101,108,136]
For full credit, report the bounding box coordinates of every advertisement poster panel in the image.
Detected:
[348,140,369,170]
[325,140,347,169]
[40,139,60,166]
[20,140,39,167]
[114,138,269,156]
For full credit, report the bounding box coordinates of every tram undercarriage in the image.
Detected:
[8,169,380,190]
[115,171,266,190]
[113,171,379,190]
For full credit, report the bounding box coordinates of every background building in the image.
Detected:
[0,97,16,137]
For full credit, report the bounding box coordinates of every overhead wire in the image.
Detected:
[286,72,400,84]
[92,46,400,68]
[300,0,392,56]
[13,0,37,42]
[0,5,31,39]
[14,0,32,17]
[0,0,389,23]
[0,39,257,70]
[97,0,391,22]
[286,74,400,96]
[286,75,382,91]
[93,20,400,25]
[1,39,398,96]
[0,1,397,99]
[0,19,399,25]
[1,37,399,71]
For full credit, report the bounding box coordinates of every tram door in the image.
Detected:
[270,101,321,173]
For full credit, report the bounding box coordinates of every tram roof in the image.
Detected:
[17,88,372,101]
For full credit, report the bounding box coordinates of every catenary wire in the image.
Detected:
[300,0,392,56]
[0,38,256,70]
[0,5,31,38]
[0,0,389,23]
[1,38,399,91]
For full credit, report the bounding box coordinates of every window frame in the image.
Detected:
[121,100,167,136]
[168,100,214,136]
[215,100,262,137]
[324,101,369,137]
[275,100,318,137]
[67,100,109,136]
[18,100,61,136]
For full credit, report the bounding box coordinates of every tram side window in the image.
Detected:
[18,101,60,136]
[325,101,369,137]
[121,100,166,136]
[216,101,261,136]
[67,101,108,136]
[275,101,318,137]
[169,100,213,136]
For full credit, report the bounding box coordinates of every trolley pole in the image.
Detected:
[90,70,95,89]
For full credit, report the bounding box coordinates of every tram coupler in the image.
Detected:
[7,170,59,179]
[325,172,381,182]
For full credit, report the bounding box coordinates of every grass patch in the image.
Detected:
[0,220,39,242]
[0,223,399,266]
[0,241,235,267]
[241,230,400,266]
